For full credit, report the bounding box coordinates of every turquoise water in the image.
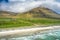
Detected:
[0,29,60,40]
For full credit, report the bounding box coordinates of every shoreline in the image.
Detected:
[0,26,60,38]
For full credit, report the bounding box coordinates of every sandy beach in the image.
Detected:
[0,26,60,38]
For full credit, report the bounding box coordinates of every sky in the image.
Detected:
[0,0,60,14]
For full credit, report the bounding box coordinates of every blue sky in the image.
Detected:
[0,0,60,14]
[56,0,60,2]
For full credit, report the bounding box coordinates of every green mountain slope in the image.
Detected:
[0,7,60,28]
[19,7,60,19]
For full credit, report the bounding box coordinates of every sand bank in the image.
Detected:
[0,26,60,38]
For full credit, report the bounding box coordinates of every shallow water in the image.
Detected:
[0,29,60,40]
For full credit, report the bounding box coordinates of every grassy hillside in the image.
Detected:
[0,7,60,28]
[19,7,60,19]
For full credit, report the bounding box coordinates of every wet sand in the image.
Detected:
[0,26,60,38]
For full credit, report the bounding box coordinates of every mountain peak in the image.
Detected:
[0,7,60,19]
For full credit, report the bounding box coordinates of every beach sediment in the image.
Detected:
[0,26,60,38]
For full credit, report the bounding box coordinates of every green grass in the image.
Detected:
[0,18,33,28]
[0,18,60,28]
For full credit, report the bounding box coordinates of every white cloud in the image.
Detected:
[43,1,60,14]
[0,0,60,14]
[0,0,45,13]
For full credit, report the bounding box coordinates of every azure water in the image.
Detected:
[0,29,60,40]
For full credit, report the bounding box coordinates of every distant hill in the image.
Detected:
[0,7,60,28]
[0,7,60,19]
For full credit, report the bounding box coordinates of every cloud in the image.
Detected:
[0,0,60,14]
[0,0,45,13]
[43,1,60,14]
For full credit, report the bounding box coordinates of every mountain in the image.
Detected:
[0,7,60,28]
[0,7,60,19]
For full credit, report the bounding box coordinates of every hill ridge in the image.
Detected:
[0,7,60,19]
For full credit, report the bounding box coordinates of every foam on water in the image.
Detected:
[0,29,60,40]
